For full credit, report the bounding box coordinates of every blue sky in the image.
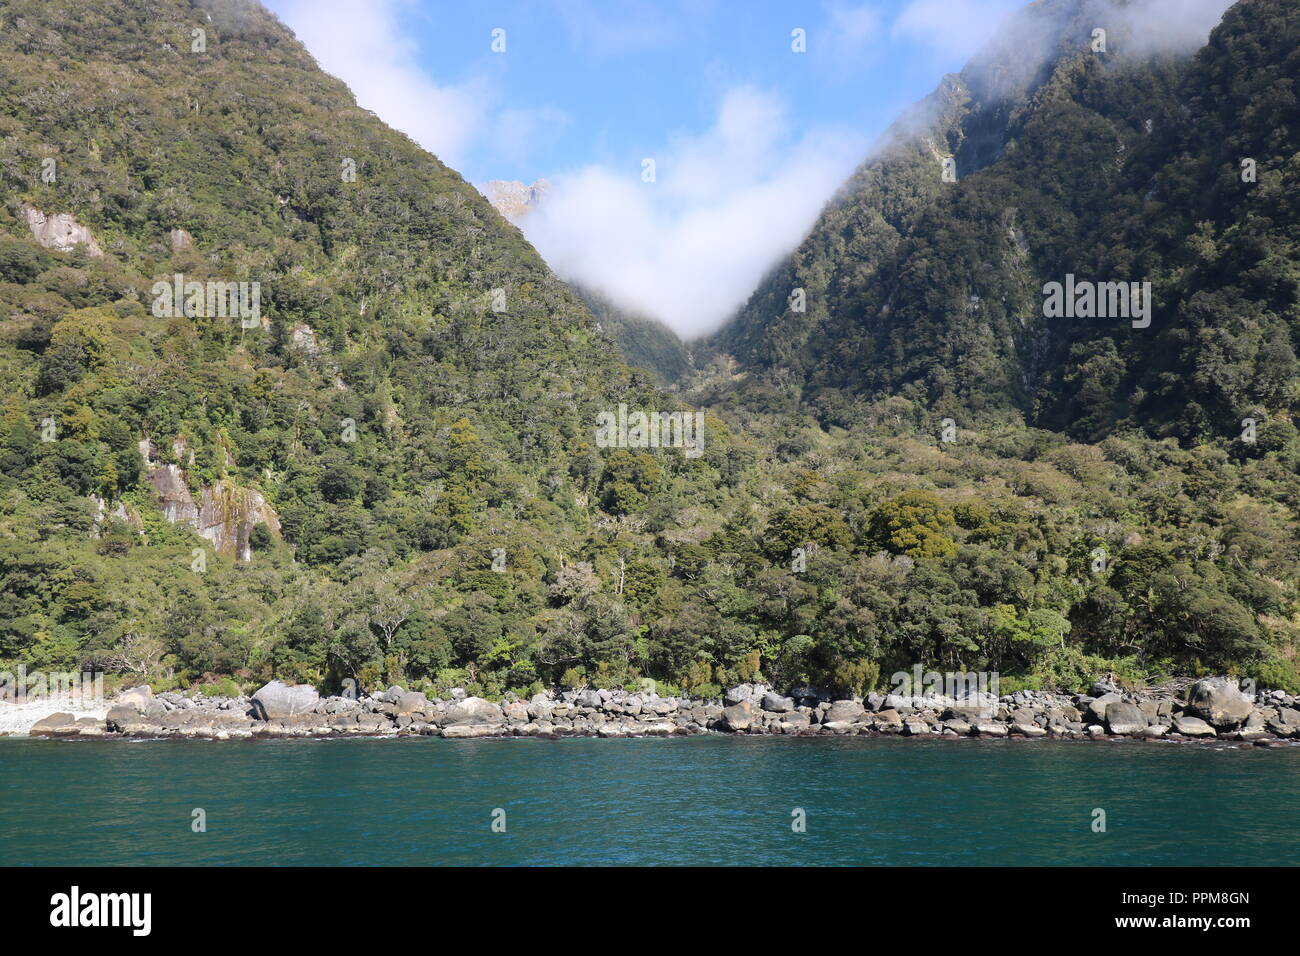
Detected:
[267,0,1027,182]
[260,0,1026,336]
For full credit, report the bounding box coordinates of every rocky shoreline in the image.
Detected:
[14,676,1300,746]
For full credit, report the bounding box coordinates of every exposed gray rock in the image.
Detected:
[760,692,794,713]
[394,692,428,716]
[1188,677,1254,729]
[21,203,103,256]
[1087,692,1122,724]
[117,685,153,711]
[1172,715,1216,737]
[823,700,866,723]
[251,681,320,719]
[30,713,79,736]
[720,701,753,731]
[443,696,503,725]
[1104,701,1148,736]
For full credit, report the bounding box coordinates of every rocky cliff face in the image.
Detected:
[484,179,551,220]
[20,203,103,256]
[140,439,279,562]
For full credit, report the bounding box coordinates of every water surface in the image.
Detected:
[1,736,1295,865]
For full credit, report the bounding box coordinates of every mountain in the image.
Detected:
[483,179,692,384]
[0,0,1296,702]
[0,0,700,691]
[711,0,1298,445]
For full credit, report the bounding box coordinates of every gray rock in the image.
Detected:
[575,689,603,709]
[1010,722,1047,737]
[1266,708,1300,738]
[779,711,811,733]
[823,700,866,723]
[443,697,504,726]
[502,700,530,723]
[760,692,794,713]
[106,704,139,732]
[117,685,153,711]
[720,701,753,732]
[873,709,903,729]
[251,681,320,719]
[724,684,757,707]
[1087,692,1122,723]
[394,692,428,716]
[1104,701,1148,735]
[1188,677,1254,729]
[973,722,1008,737]
[29,713,79,736]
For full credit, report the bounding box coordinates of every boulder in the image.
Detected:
[1104,701,1148,736]
[251,681,320,719]
[575,689,603,710]
[442,723,499,739]
[873,709,903,729]
[720,701,753,732]
[443,697,504,726]
[973,722,1008,737]
[823,700,866,724]
[117,685,154,711]
[106,704,140,732]
[779,711,811,733]
[1010,722,1047,737]
[1087,692,1122,724]
[75,717,108,737]
[502,700,530,723]
[29,713,79,736]
[1188,677,1255,729]
[761,692,794,713]
[724,684,760,707]
[1265,708,1300,738]
[394,692,428,716]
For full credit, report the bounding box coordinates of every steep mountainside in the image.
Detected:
[0,0,1296,701]
[712,0,1298,445]
[483,179,691,385]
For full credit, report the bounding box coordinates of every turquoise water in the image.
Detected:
[1,736,1296,866]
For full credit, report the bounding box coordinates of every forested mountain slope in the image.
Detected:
[711,0,1298,446]
[0,0,1296,701]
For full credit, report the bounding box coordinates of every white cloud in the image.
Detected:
[552,0,685,59]
[522,87,867,339]
[1101,0,1234,56]
[821,1,885,67]
[891,0,1023,61]
[270,0,487,167]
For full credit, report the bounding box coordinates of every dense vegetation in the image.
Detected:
[712,0,1299,446]
[0,0,1296,702]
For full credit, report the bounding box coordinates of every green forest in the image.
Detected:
[0,0,1296,703]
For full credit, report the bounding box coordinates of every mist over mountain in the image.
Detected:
[710,0,1293,446]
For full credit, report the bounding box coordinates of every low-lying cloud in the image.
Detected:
[520,87,867,340]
